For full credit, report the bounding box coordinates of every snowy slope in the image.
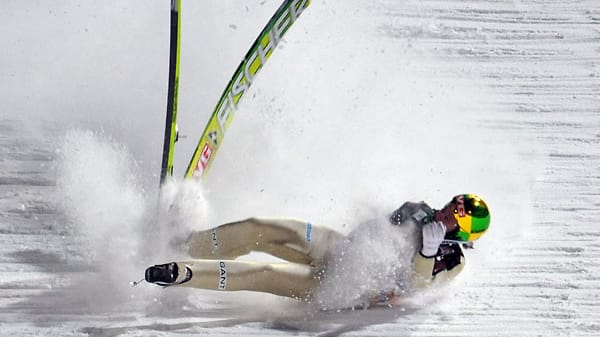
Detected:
[1,0,599,336]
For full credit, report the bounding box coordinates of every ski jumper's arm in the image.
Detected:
[186,217,344,265]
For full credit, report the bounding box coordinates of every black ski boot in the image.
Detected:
[145,262,192,287]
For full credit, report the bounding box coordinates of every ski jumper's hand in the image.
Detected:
[421,221,446,257]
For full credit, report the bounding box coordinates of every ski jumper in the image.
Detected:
[165,208,466,300]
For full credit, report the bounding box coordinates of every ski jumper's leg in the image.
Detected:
[173,260,317,300]
[186,217,344,265]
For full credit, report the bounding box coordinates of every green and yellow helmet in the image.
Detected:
[444,194,491,242]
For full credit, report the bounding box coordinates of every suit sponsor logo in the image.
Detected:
[218,261,227,290]
[306,222,312,242]
[211,229,219,249]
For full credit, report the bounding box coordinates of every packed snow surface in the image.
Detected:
[1,0,599,336]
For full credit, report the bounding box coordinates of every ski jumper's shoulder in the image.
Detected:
[390,201,434,226]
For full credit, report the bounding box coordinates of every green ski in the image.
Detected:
[184,0,312,180]
[160,0,182,185]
